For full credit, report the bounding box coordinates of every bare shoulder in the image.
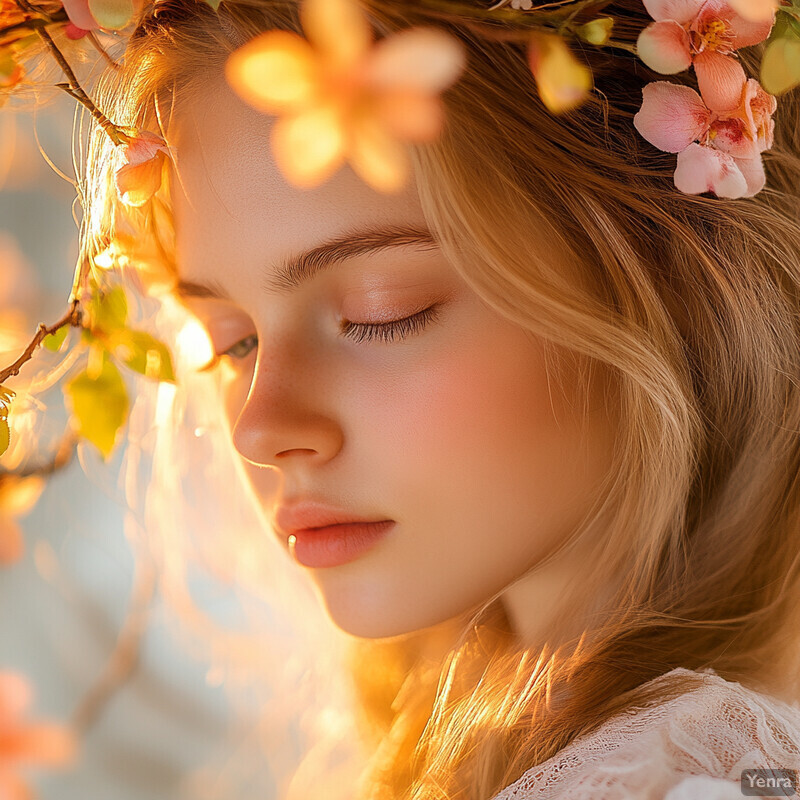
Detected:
[490,667,800,800]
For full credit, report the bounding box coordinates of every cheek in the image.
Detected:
[351,321,603,554]
[356,326,560,479]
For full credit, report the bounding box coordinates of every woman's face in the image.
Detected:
[170,73,616,640]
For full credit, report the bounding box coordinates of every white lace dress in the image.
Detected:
[490,667,800,800]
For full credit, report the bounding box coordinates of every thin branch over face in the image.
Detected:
[0,301,82,386]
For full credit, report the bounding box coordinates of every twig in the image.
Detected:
[35,25,126,146]
[0,301,81,385]
[71,556,157,734]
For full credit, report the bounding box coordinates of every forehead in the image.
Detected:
[167,72,430,287]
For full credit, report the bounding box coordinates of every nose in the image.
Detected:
[231,350,344,469]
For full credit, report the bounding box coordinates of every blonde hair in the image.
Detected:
[80,0,800,797]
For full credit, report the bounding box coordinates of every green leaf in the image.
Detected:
[761,35,800,94]
[90,286,128,333]
[0,384,16,459]
[575,17,614,45]
[88,0,134,29]
[43,324,69,353]
[65,351,129,460]
[108,328,176,382]
[0,384,14,409]
[201,0,221,9]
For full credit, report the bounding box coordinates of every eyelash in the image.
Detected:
[208,305,440,369]
[220,334,258,360]
[339,304,441,344]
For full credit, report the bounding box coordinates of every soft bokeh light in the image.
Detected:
[175,315,215,373]
[225,0,466,193]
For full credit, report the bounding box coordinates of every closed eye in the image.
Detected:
[198,333,257,372]
[219,333,258,360]
[340,305,441,344]
[198,304,441,373]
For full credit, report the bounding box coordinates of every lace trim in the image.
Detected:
[491,667,800,800]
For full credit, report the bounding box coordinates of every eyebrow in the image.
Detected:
[175,223,440,301]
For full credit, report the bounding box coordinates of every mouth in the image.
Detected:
[285,520,396,569]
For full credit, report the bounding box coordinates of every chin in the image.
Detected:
[313,580,465,641]
[320,596,424,640]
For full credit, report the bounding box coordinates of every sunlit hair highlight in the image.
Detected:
[79,0,800,797]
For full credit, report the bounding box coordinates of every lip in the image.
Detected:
[275,500,391,534]
[273,501,395,568]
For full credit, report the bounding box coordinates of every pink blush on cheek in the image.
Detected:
[360,327,559,471]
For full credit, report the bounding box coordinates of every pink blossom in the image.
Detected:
[60,0,98,32]
[0,671,76,798]
[637,0,775,111]
[60,0,144,32]
[225,0,466,192]
[114,131,170,208]
[633,76,777,198]
[64,22,91,39]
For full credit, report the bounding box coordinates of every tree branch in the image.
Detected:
[35,25,126,146]
[0,301,81,386]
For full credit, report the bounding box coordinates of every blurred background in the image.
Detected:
[0,89,283,800]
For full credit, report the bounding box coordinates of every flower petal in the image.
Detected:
[64,22,90,39]
[122,130,167,165]
[0,475,44,516]
[726,7,775,47]
[694,50,746,112]
[727,0,778,24]
[270,104,346,188]
[60,0,97,31]
[226,31,319,114]
[528,32,592,113]
[708,116,758,158]
[0,767,33,800]
[5,723,76,766]
[0,672,31,720]
[0,516,23,565]
[373,90,444,141]
[300,0,371,70]
[633,81,711,152]
[673,142,748,197]
[643,0,704,23]
[732,154,766,195]
[365,26,466,93]
[347,112,410,193]
[115,151,166,207]
[741,77,777,150]
[636,21,693,73]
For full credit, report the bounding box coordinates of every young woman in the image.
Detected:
[76,0,800,796]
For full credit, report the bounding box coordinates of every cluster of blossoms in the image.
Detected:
[1,0,793,205]
[0,0,796,470]
[633,0,779,198]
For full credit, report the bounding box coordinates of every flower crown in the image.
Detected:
[0,0,797,464]
[2,0,794,202]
